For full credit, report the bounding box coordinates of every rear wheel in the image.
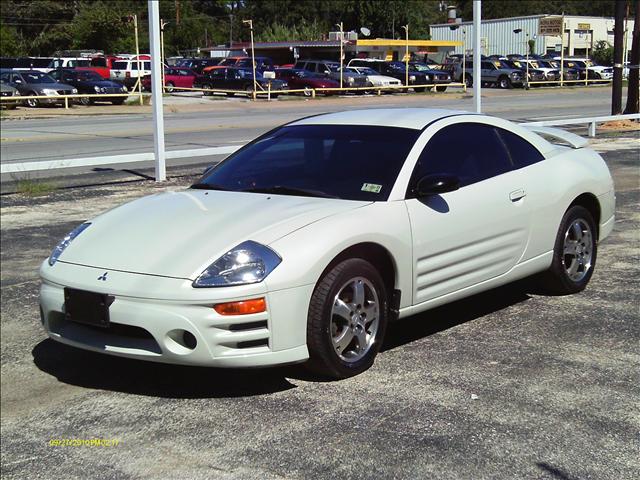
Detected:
[435,85,447,92]
[303,87,313,97]
[165,81,175,93]
[414,87,426,93]
[306,258,388,379]
[79,96,92,106]
[246,85,255,98]
[202,84,212,96]
[464,75,473,87]
[541,205,597,294]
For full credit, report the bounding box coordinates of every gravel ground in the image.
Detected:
[0,134,638,480]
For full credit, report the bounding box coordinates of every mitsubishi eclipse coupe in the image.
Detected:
[39,109,615,379]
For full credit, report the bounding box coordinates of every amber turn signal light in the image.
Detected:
[213,298,266,315]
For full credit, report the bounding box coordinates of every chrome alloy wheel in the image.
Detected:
[562,219,594,282]
[330,277,380,362]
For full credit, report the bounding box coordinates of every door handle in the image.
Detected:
[509,189,526,202]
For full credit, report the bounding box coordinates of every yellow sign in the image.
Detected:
[539,16,563,36]
[577,23,591,30]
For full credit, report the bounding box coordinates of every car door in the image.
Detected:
[480,62,494,82]
[404,122,531,305]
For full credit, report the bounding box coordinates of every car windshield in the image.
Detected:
[324,63,341,72]
[410,63,430,71]
[23,72,56,83]
[220,58,241,66]
[193,125,420,201]
[355,67,377,75]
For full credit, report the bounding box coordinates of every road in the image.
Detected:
[0,133,638,479]
[0,86,625,183]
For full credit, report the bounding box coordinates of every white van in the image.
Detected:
[110,58,152,89]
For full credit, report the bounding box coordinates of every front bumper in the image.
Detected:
[39,262,312,367]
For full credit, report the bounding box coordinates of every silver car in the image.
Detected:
[0,70,77,107]
[0,83,19,109]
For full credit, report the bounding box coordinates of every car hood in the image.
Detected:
[58,189,369,279]
[80,80,123,88]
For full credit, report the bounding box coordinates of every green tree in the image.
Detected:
[0,22,24,56]
[592,40,614,65]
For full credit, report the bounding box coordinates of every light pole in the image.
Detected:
[160,19,169,92]
[401,25,409,88]
[514,29,530,88]
[242,19,256,99]
[462,29,467,90]
[336,22,343,89]
[128,14,143,105]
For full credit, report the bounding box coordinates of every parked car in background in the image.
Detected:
[555,58,610,80]
[49,57,92,71]
[12,57,55,73]
[110,57,152,89]
[203,56,275,74]
[294,60,369,92]
[0,70,77,107]
[50,69,128,105]
[0,83,19,109]
[275,68,340,96]
[194,67,287,97]
[73,55,121,79]
[346,59,431,92]
[501,60,546,85]
[408,62,453,91]
[174,58,223,74]
[548,61,581,82]
[141,67,198,92]
[347,66,402,91]
[518,59,562,83]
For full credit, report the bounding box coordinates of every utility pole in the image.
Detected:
[473,0,481,113]
[401,25,409,88]
[624,0,639,114]
[336,22,344,89]
[612,0,626,114]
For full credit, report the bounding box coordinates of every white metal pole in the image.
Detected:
[148,0,166,182]
[473,0,481,112]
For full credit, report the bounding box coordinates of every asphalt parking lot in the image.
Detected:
[0,133,638,479]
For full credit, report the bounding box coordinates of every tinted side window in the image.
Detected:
[410,123,512,193]
[497,128,545,169]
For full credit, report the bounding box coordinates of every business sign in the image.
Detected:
[539,16,563,36]
[577,23,591,30]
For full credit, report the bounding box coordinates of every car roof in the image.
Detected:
[289,108,474,130]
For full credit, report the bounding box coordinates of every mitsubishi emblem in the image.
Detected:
[97,272,109,281]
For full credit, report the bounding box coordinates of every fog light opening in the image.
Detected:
[165,329,198,354]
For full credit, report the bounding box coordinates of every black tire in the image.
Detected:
[165,81,175,93]
[303,87,313,97]
[270,93,279,99]
[25,92,39,108]
[498,75,512,89]
[79,96,92,106]
[203,84,212,96]
[464,75,473,87]
[306,258,388,379]
[111,99,125,105]
[540,205,597,295]
[414,87,426,93]
[435,85,447,92]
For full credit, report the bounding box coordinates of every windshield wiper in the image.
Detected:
[190,183,231,191]
[242,185,338,198]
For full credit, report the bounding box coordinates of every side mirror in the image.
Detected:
[416,174,460,197]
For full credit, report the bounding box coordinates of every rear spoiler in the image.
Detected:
[521,125,588,149]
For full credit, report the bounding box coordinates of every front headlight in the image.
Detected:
[409,75,416,81]
[510,72,520,78]
[48,222,91,266]
[41,88,59,96]
[346,77,355,84]
[193,241,281,288]
[424,74,431,81]
[121,85,128,92]
[94,86,101,92]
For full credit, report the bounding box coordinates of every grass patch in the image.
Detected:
[124,95,151,106]
[15,179,56,196]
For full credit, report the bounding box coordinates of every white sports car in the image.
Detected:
[39,108,615,379]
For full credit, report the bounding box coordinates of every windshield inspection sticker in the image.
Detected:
[361,183,382,194]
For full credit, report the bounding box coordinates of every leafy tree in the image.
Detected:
[0,22,24,56]
[592,40,614,65]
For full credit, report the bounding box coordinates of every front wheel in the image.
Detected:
[111,98,125,105]
[435,85,447,92]
[498,76,513,89]
[165,81,175,93]
[25,92,39,108]
[414,87,426,93]
[464,75,473,87]
[306,258,388,379]
[541,205,597,294]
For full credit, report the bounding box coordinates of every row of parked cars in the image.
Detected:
[445,53,614,88]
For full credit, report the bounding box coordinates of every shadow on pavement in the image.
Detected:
[33,280,534,396]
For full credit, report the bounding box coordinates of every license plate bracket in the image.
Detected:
[64,288,114,328]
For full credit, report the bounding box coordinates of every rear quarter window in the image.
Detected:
[496,128,545,169]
